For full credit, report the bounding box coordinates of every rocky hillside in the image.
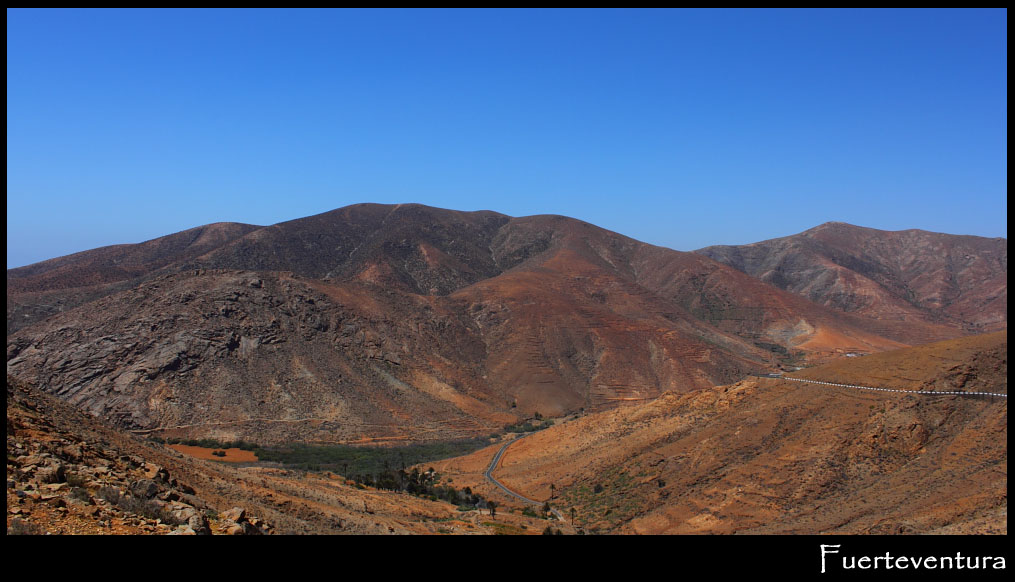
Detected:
[434,332,1007,534]
[698,222,1007,333]
[7,375,271,535]
[6,376,558,535]
[6,205,999,443]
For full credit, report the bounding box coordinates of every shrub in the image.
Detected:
[69,487,92,504]
[96,486,184,525]
[7,518,45,535]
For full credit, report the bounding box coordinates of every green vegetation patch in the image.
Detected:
[252,436,491,475]
[503,418,553,434]
[153,436,259,451]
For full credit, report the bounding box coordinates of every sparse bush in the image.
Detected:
[166,437,260,451]
[593,484,604,494]
[96,486,184,525]
[8,517,45,535]
[69,487,92,504]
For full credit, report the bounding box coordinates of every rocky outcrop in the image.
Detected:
[219,506,270,535]
[6,376,273,535]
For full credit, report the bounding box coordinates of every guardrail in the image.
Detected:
[779,376,1007,398]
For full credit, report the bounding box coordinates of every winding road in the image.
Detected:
[484,433,567,523]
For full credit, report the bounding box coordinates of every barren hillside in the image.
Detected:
[698,222,1007,333]
[434,332,1007,534]
[6,376,556,535]
[7,205,1003,443]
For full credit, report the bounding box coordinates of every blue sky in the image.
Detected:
[7,9,1007,268]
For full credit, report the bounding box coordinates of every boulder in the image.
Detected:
[36,463,66,484]
[129,479,163,500]
[143,463,170,483]
[187,513,211,535]
[221,506,246,523]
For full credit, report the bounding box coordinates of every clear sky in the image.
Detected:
[7,8,1007,268]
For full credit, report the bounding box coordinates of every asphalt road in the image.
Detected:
[484,432,567,523]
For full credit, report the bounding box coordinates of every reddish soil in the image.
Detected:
[168,445,258,463]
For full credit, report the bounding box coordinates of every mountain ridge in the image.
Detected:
[7,204,1005,443]
[697,221,1006,333]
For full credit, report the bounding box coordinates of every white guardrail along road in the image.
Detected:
[781,377,1007,399]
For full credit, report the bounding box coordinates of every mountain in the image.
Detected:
[697,222,1007,333]
[8,222,261,334]
[433,331,1007,534]
[6,205,1002,443]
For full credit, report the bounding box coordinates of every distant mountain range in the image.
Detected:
[6,204,1006,443]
